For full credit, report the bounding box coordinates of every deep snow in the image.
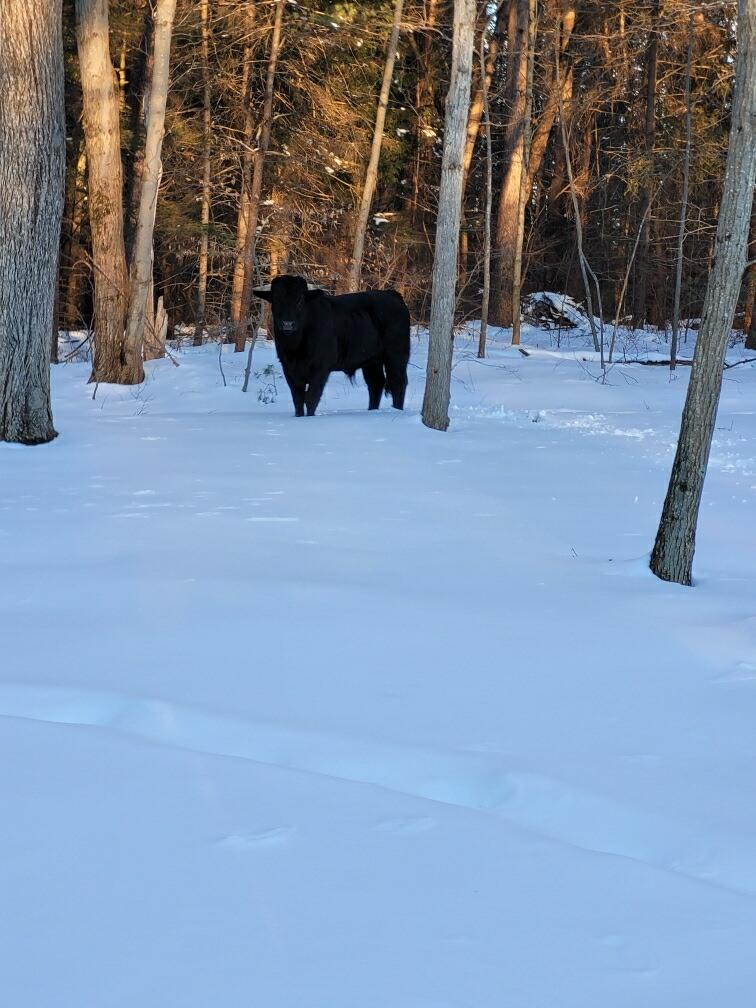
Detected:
[2,320,756,1007]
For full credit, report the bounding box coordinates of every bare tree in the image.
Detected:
[122,0,177,383]
[75,0,129,384]
[632,0,660,329]
[194,0,212,345]
[650,0,755,586]
[0,0,64,444]
[230,1,257,327]
[422,0,476,432]
[234,0,286,353]
[347,0,404,292]
[510,0,536,347]
[670,18,694,371]
[478,31,494,360]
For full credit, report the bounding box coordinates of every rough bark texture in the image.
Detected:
[75,0,129,383]
[122,0,177,383]
[347,0,404,293]
[421,0,476,432]
[650,0,756,585]
[510,0,536,347]
[194,0,212,344]
[0,0,64,444]
[491,0,529,327]
[234,0,286,352]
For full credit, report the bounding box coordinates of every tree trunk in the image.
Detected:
[347,0,404,293]
[650,0,755,586]
[233,0,286,352]
[743,203,756,348]
[60,130,88,330]
[510,0,536,346]
[194,0,212,345]
[422,0,476,432]
[122,0,177,384]
[230,1,256,326]
[75,0,129,384]
[670,29,693,370]
[0,0,64,444]
[491,0,529,327]
[632,0,659,329]
[478,31,494,360]
[407,0,441,222]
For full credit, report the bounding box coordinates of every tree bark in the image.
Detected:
[347,0,404,292]
[670,28,693,370]
[478,32,493,359]
[650,0,756,585]
[632,0,660,329]
[422,0,476,432]
[0,0,64,444]
[510,0,536,347]
[491,0,529,327]
[194,0,212,345]
[122,0,177,383]
[75,0,129,383]
[233,0,286,352]
[230,1,256,326]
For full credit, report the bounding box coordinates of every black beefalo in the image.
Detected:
[252,275,410,417]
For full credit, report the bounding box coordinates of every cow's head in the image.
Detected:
[252,275,324,349]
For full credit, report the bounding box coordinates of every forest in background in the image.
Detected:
[57,0,756,348]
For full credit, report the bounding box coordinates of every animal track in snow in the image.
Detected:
[1,682,755,898]
[216,826,296,850]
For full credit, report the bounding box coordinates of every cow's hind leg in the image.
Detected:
[384,353,408,410]
[362,357,385,410]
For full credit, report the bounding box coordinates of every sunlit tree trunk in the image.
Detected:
[122,0,177,382]
[670,26,693,370]
[422,0,476,431]
[650,0,755,585]
[75,0,129,383]
[194,0,212,345]
[347,0,403,292]
[230,1,256,326]
[0,0,64,443]
[234,0,286,352]
[632,0,660,329]
[491,0,529,327]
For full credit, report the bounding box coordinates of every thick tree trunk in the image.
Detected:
[0,0,64,444]
[194,0,212,345]
[347,0,404,292]
[650,0,756,585]
[75,0,129,383]
[233,0,286,352]
[491,0,529,327]
[422,0,476,432]
[230,1,256,326]
[632,0,660,329]
[122,0,177,383]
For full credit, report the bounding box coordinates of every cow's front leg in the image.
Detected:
[304,370,329,416]
[281,364,306,417]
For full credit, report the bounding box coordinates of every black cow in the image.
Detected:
[252,274,410,417]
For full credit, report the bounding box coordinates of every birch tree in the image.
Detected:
[347,0,404,292]
[0,0,64,444]
[122,0,177,383]
[650,0,755,585]
[421,0,476,432]
[75,0,129,384]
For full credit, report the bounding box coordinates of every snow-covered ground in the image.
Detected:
[3,319,756,1007]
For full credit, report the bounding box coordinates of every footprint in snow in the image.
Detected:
[216,826,296,851]
[372,816,435,836]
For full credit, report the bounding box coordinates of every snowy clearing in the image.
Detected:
[2,322,756,1007]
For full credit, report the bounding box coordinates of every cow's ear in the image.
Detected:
[305,288,325,301]
[252,287,273,303]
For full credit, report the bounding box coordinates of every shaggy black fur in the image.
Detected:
[253,275,410,417]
